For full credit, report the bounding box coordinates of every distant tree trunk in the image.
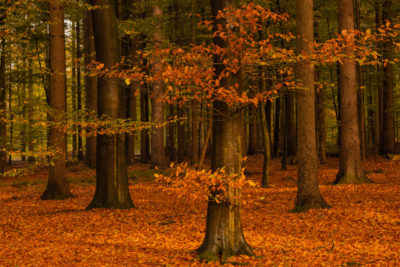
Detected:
[315,67,327,164]
[293,0,329,212]
[87,0,134,209]
[354,0,366,161]
[287,93,296,157]
[247,105,258,154]
[76,20,84,162]
[27,49,35,162]
[197,0,254,261]
[150,5,168,168]
[84,4,97,169]
[374,1,382,155]
[71,22,78,160]
[273,97,280,156]
[260,101,270,187]
[120,0,136,165]
[0,37,7,174]
[167,104,176,160]
[281,94,288,169]
[140,76,150,164]
[41,0,72,200]
[191,0,199,165]
[177,106,185,162]
[335,0,370,184]
[381,0,395,153]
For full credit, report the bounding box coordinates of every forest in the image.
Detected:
[0,0,400,265]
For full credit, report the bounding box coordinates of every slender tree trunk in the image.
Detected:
[41,0,72,200]
[375,1,382,155]
[191,0,199,165]
[273,97,280,156]
[354,0,366,161]
[381,0,395,153]
[198,0,254,261]
[0,37,7,173]
[293,0,329,212]
[315,67,327,164]
[247,105,258,154]
[335,0,370,184]
[287,92,296,157]
[84,4,97,169]
[87,0,134,209]
[76,20,84,162]
[72,22,78,160]
[140,77,150,163]
[177,106,185,162]
[260,101,270,187]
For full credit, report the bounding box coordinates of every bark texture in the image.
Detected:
[335,0,370,184]
[294,0,329,212]
[87,0,134,209]
[42,0,72,200]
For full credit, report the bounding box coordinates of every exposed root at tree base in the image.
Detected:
[197,242,255,262]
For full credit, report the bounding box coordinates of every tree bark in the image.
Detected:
[293,0,329,212]
[87,0,134,209]
[381,0,395,153]
[150,5,168,168]
[41,0,72,200]
[198,0,254,261]
[335,0,370,184]
[84,4,97,169]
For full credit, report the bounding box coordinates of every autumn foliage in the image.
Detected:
[1,155,400,265]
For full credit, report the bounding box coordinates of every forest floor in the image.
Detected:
[1,155,400,266]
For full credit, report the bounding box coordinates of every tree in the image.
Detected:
[197,0,254,261]
[87,0,134,209]
[41,0,72,200]
[334,0,370,184]
[293,0,329,212]
[150,5,168,168]
[84,1,97,169]
[381,0,395,154]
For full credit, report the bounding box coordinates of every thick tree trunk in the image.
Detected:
[87,0,134,209]
[293,0,329,212]
[84,5,97,169]
[381,0,395,153]
[42,0,72,200]
[198,0,254,261]
[150,5,168,168]
[335,0,370,184]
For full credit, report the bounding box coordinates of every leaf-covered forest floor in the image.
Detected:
[1,155,400,266]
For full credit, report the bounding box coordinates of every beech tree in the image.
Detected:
[41,0,72,200]
[87,0,134,209]
[335,0,370,184]
[293,0,329,211]
[197,0,254,261]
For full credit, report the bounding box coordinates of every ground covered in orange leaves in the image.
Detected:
[1,155,400,266]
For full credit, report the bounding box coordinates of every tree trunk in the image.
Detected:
[198,0,254,261]
[247,105,258,154]
[41,0,72,200]
[150,5,168,168]
[84,4,97,169]
[177,106,185,162]
[315,67,327,164]
[335,0,370,184]
[381,0,395,153]
[273,97,280,157]
[293,0,329,212]
[87,0,134,209]
[354,0,366,161]
[0,37,7,174]
[76,20,84,162]
[260,101,270,188]
[140,76,150,163]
